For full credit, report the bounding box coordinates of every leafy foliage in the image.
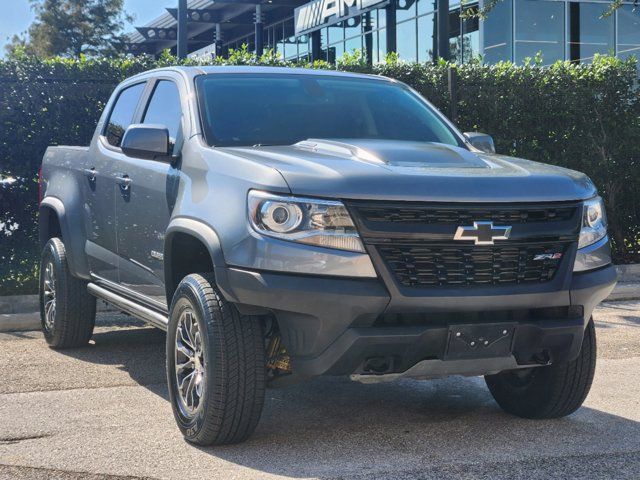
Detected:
[0,52,638,295]
[5,0,132,58]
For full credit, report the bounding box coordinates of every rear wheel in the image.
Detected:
[166,273,266,445]
[39,238,96,348]
[485,318,596,419]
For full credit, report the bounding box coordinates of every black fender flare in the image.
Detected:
[164,218,237,303]
[39,196,89,279]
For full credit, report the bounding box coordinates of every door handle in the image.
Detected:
[116,175,132,191]
[83,168,97,181]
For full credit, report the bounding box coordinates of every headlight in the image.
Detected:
[578,196,607,249]
[248,191,365,253]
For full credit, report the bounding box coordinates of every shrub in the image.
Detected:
[0,52,638,295]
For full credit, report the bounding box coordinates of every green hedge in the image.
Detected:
[1,51,639,295]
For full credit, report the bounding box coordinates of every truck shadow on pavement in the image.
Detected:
[597,302,640,328]
[58,321,169,393]
[55,318,640,479]
[209,378,640,479]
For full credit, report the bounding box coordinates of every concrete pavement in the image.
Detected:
[0,302,639,479]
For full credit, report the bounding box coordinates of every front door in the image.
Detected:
[84,82,147,284]
[115,79,184,308]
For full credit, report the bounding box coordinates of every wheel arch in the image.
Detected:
[39,197,88,278]
[39,202,63,247]
[164,218,231,305]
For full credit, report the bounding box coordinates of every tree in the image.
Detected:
[462,0,635,19]
[5,35,30,58]
[5,0,133,58]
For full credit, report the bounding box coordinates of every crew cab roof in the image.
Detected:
[125,66,394,83]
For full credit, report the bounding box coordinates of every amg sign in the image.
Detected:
[294,0,388,36]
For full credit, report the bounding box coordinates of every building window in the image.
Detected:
[218,0,637,68]
[568,2,614,63]
[276,22,286,57]
[482,0,512,63]
[297,34,310,61]
[417,12,436,62]
[377,5,387,29]
[283,17,298,60]
[453,5,480,62]
[329,22,346,62]
[320,27,329,61]
[396,0,438,63]
[417,0,436,17]
[313,9,387,64]
[372,9,387,63]
[344,16,363,55]
[515,0,565,64]
[439,3,479,63]
[618,5,640,64]
[397,0,417,22]
[397,16,418,62]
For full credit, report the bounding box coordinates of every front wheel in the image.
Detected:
[485,318,596,419]
[166,273,266,446]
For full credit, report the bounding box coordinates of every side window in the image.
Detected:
[142,80,183,154]
[104,83,146,147]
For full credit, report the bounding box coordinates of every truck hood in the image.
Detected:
[219,139,596,202]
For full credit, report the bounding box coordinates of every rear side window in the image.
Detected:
[105,83,146,147]
[142,80,183,154]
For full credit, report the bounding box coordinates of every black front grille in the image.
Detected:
[355,204,577,225]
[345,200,581,290]
[376,243,568,287]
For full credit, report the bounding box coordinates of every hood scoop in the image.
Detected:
[294,139,386,165]
[293,138,494,169]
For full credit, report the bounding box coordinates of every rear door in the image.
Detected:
[115,78,185,307]
[84,81,147,284]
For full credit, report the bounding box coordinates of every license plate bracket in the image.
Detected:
[444,323,515,360]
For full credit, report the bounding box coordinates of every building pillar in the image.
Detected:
[177,0,188,59]
[310,30,321,61]
[364,12,373,65]
[436,0,450,61]
[255,3,264,57]
[569,3,580,63]
[386,0,397,55]
[214,23,223,58]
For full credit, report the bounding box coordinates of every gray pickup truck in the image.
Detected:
[39,66,616,445]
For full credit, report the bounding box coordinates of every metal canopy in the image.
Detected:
[126,0,308,57]
[135,27,178,42]
[166,8,256,25]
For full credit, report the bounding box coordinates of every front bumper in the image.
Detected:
[217,263,616,379]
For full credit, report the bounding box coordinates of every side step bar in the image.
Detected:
[87,283,168,331]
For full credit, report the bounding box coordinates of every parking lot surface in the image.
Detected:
[1,301,639,480]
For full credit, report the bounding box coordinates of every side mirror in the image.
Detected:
[121,124,170,160]
[464,132,496,154]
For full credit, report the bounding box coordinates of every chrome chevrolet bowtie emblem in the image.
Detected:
[453,221,512,245]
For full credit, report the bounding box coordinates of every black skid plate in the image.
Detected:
[444,323,516,360]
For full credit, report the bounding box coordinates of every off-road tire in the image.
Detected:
[166,273,266,446]
[39,237,96,348]
[485,318,596,419]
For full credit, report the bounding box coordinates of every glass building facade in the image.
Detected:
[485,0,640,65]
[129,1,639,70]
[223,1,640,67]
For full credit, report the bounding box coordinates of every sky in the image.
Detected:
[0,0,175,56]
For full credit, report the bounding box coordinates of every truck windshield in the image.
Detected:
[196,73,463,148]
